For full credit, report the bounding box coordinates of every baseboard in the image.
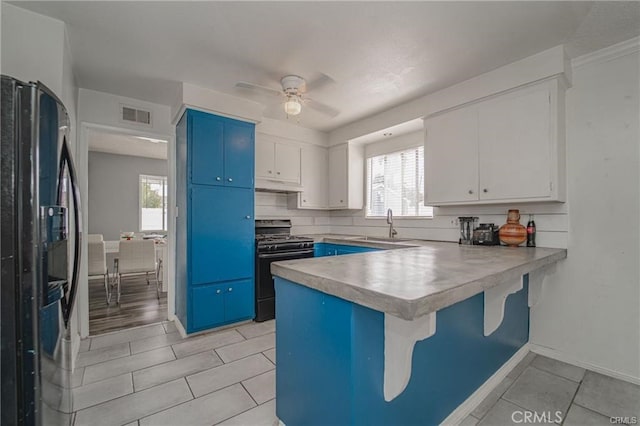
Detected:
[529,343,640,386]
[173,318,253,339]
[440,343,531,425]
[174,317,188,338]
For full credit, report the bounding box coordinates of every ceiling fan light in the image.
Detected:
[284,97,302,116]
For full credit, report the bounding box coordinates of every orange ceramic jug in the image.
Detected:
[499,209,527,247]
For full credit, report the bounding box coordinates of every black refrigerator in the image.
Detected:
[1,76,82,426]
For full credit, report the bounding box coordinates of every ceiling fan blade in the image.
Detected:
[304,73,336,93]
[235,81,283,98]
[305,98,340,117]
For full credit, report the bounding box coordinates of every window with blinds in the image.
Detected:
[139,174,168,231]
[366,146,433,218]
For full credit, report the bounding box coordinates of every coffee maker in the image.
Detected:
[458,217,479,245]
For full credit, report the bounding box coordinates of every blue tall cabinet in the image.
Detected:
[176,109,255,334]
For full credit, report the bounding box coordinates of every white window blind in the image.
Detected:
[139,174,168,231]
[366,146,433,218]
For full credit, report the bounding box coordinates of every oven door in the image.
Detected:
[255,249,314,321]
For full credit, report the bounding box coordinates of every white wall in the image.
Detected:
[88,152,168,240]
[530,47,640,381]
[78,88,173,137]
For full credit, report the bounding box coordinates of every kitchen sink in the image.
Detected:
[354,236,415,243]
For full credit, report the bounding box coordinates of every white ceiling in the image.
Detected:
[88,129,167,160]
[13,1,640,132]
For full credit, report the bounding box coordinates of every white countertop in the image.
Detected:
[271,239,566,320]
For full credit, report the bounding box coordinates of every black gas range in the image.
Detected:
[254,220,315,322]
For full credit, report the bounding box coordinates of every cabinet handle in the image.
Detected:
[245,215,251,219]
[483,188,488,193]
[268,170,272,174]
[468,190,473,194]
[340,199,344,203]
[216,289,221,294]
[228,178,233,182]
[216,177,221,181]
[276,171,281,175]
[228,288,233,292]
[303,199,307,203]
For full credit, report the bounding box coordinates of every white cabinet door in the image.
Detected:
[255,139,275,179]
[478,85,551,200]
[299,144,328,208]
[425,107,479,204]
[329,145,348,208]
[274,143,301,183]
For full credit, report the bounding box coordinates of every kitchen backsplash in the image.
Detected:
[329,202,568,249]
[255,192,331,236]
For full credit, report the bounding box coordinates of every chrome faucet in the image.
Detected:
[386,208,398,239]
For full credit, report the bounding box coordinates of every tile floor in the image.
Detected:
[71,320,276,426]
[462,351,640,425]
[72,320,639,426]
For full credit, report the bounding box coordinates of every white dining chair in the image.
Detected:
[87,239,110,303]
[116,239,160,303]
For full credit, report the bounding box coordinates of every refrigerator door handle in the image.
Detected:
[57,137,82,327]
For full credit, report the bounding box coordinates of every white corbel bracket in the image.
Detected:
[484,278,523,336]
[528,264,556,308]
[383,312,436,402]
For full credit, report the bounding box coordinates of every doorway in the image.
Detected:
[85,127,171,335]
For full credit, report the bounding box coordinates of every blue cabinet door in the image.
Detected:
[224,121,254,189]
[190,186,254,285]
[190,111,224,186]
[191,284,225,331]
[224,279,254,322]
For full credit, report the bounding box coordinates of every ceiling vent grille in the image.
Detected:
[121,105,152,126]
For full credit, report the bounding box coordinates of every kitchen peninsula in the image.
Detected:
[272,240,566,425]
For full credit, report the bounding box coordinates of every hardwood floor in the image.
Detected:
[89,273,167,335]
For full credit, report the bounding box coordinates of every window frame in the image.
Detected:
[364,145,433,219]
[139,174,168,232]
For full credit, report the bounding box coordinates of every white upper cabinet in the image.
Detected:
[425,78,566,206]
[290,144,329,209]
[255,134,301,188]
[328,144,363,209]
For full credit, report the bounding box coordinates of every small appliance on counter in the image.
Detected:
[472,223,500,246]
[458,217,479,245]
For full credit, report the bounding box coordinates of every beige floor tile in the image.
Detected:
[217,399,276,426]
[242,370,275,404]
[459,415,479,426]
[76,342,130,368]
[139,383,255,426]
[74,379,192,426]
[172,329,245,358]
[83,346,175,385]
[236,320,275,340]
[503,367,578,418]
[563,404,612,425]
[263,348,276,365]
[574,371,640,419]
[90,324,166,350]
[130,332,184,355]
[133,351,223,391]
[216,333,275,363]
[72,373,133,411]
[187,354,274,398]
[530,355,585,382]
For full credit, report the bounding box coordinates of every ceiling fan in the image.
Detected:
[236,75,339,117]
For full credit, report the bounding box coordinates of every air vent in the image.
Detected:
[120,105,152,126]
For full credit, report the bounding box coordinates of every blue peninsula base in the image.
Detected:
[275,276,530,426]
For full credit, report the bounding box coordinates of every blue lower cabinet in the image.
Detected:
[190,279,255,332]
[314,243,381,257]
[224,279,254,322]
[191,284,225,331]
